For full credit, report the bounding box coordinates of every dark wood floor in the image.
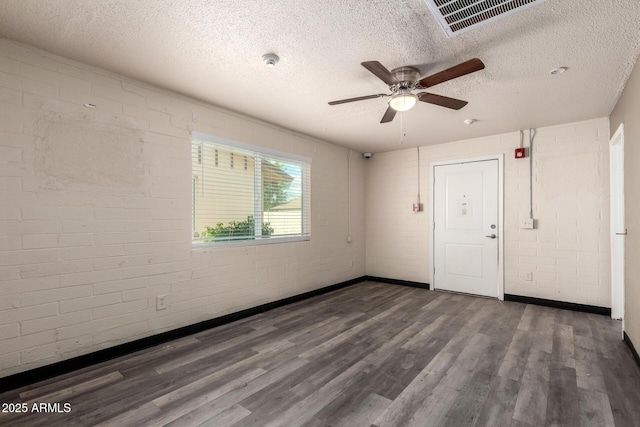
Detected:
[2,282,640,426]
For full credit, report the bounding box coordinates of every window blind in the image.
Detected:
[192,133,310,246]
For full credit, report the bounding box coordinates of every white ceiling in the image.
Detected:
[1,0,639,153]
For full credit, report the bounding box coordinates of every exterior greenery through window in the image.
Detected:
[192,133,310,245]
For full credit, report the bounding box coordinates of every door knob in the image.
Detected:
[485,234,497,239]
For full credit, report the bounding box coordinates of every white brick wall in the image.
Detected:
[0,39,366,377]
[365,149,430,282]
[366,118,611,307]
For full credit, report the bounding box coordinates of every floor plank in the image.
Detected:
[1,281,639,427]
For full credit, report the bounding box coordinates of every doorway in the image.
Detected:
[610,123,625,321]
[431,156,504,298]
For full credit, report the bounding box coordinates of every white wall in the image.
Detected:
[0,39,366,377]
[365,149,429,282]
[366,118,611,307]
[610,53,640,347]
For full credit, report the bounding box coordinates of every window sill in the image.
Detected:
[192,235,310,249]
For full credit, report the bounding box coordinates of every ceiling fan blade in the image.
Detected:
[418,93,468,110]
[380,106,397,123]
[328,94,387,105]
[361,61,399,85]
[418,58,485,88]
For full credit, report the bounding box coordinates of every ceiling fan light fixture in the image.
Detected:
[389,90,417,112]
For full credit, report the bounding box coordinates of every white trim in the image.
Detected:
[429,154,505,300]
[192,131,312,164]
[610,123,625,321]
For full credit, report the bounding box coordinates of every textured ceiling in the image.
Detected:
[0,0,639,153]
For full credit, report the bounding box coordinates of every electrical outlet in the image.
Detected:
[349,260,354,268]
[521,218,534,229]
[525,272,533,281]
[156,295,167,311]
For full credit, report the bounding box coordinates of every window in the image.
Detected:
[191,132,311,246]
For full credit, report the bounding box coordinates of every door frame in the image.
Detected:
[429,154,505,300]
[609,123,625,321]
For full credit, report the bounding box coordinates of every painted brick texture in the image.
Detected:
[0,39,366,377]
[366,118,611,307]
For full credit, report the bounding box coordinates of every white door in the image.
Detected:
[610,124,625,321]
[433,160,499,297]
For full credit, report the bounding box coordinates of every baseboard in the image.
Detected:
[364,275,430,290]
[0,275,366,394]
[504,294,611,316]
[624,332,640,371]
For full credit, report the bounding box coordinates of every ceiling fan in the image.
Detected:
[328,58,485,123]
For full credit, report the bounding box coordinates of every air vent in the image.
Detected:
[425,0,546,37]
